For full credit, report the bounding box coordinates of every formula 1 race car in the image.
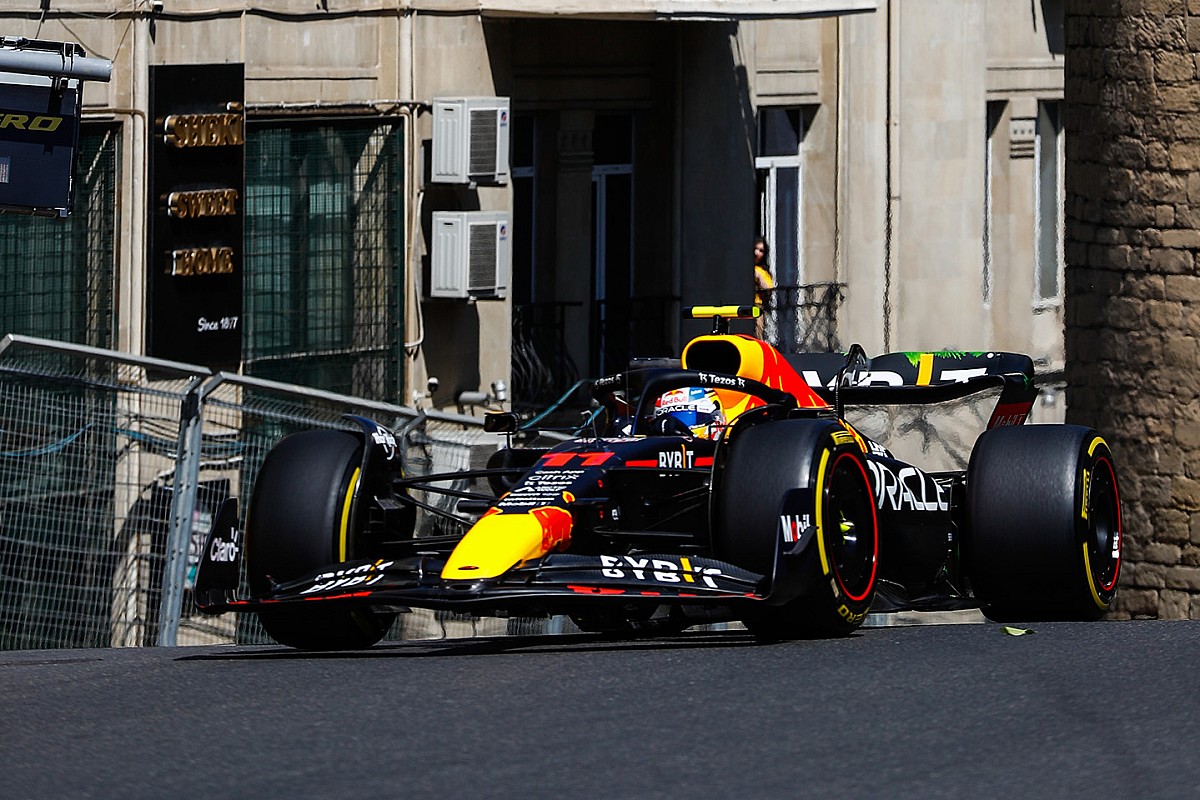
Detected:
[195,306,1122,650]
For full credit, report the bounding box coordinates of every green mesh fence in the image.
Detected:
[0,352,193,649]
[0,124,119,349]
[244,120,404,404]
[0,338,515,650]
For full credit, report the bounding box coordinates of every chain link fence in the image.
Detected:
[0,334,513,650]
[760,282,844,353]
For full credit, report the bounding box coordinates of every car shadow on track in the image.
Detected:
[173,627,868,662]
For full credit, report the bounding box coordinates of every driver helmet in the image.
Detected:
[652,386,726,439]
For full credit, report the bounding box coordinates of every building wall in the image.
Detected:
[749,1,1066,363]
[412,13,511,406]
[984,0,1067,369]
[1064,2,1200,619]
[838,9,890,352]
[1,1,1069,412]
[895,1,987,351]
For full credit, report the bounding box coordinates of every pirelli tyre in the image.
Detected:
[965,425,1122,622]
[246,429,395,650]
[714,419,879,638]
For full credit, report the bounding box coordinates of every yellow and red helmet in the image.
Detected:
[651,386,726,439]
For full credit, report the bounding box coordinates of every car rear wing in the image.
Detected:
[785,347,1040,429]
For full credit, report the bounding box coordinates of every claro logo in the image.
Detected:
[0,113,63,133]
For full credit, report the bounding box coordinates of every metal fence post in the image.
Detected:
[156,376,205,646]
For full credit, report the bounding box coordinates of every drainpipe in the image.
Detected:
[884,0,899,353]
[126,14,150,357]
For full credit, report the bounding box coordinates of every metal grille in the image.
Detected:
[243,120,404,403]
[468,221,497,292]
[469,109,497,175]
[0,124,118,349]
[511,302,583,413]
[0,353,193,649]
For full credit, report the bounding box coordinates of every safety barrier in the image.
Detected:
[0,334,508,649]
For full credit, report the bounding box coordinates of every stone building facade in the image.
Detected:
[1064,1,1200,618]
[0,1,1130,616]
[0,0,1072,413]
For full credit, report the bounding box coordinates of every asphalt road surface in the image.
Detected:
[3,619,1198,799]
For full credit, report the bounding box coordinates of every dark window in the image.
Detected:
[758,108,802,158]
[243,121,404,401]
[594,114,633,166]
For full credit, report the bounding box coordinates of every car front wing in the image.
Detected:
[195,549,779,616]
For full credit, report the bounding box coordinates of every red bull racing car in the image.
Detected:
[195,306,1122,649]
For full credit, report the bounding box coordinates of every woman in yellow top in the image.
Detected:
[753,236,774,338]
[753,236,774,307]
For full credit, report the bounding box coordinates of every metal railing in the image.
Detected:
[593,294,680,376]
[512,296,682,426]
[760,282,845,353]
[0,334,508,650]
[511,301,582,413]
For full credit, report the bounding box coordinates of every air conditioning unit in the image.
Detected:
[431,97,510,185]
[430,211,509,300]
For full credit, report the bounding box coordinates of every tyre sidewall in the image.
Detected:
[245,429,393,649]
[965,425,1121,620]
[714,419,879,637]
[246,429,363,595]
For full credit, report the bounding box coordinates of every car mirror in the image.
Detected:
[483,411,520,434]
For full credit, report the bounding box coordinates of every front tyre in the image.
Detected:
[246,429,394,650]
[714,420,879,639]
[965,425,1122,622]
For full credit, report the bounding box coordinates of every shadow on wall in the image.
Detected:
[1040,0,1064,55]
[679,23,758,344]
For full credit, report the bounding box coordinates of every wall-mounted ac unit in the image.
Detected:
[430,211,509,299]
[432,97,510,185]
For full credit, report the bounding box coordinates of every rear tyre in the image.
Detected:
[965,425,1121,622]
[247,429,394,650]
[714,420,879,639]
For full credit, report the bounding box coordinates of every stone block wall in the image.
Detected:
[1064,1,1200,618]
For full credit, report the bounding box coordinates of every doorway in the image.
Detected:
[591,113,634,376]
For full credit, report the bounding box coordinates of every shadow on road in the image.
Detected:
[172,627,838,662]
